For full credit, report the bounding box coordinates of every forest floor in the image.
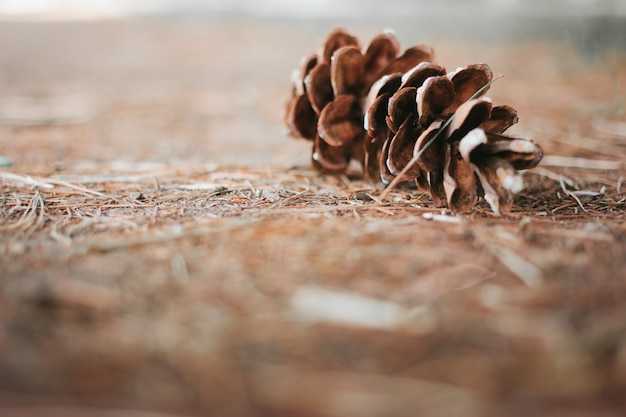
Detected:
[0,16,625,417]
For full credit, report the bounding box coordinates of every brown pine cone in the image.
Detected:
[365,62,543,214]
[285,28,434,176]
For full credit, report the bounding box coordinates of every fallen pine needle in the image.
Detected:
[290,286,407,329]
[0,172,54,189]
[487,245,543,288]
[560,175,587,212]
[43,177,108,197]
[422,212,462,224]
[541,155,624,170]
[75,218,261,253]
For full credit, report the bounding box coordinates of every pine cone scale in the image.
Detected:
[473,156,520,215]
[362,33,402,86]
[428,168,448,207]
[444,141,479,212]
[317,95,362,147]
[387,87,418,133]
[305,63,333,114]
[285,95,317,140]
[448,99,493,142]
[416,76,455,126]
[387,116,423,177]
[413,120,445,172]
[330,46,365,96]
[480,105,519,133]
[312,135,350,174]
[401,62,447,89]
[382,45,435,75]
[446,64,493,113]
[482,133,544,170]
[322,29,360,64]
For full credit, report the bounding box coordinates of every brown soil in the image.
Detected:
[1,17,625,417]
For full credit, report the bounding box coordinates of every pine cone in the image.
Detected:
[365,63,543,214]
[285,28,434,176]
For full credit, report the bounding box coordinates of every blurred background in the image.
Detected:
[0,0,623,170]
[1,0,625,18]
[1,0,625,50]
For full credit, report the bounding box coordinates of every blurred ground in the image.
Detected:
[0,12,626,417]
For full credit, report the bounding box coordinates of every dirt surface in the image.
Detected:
[1,16,625,417]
